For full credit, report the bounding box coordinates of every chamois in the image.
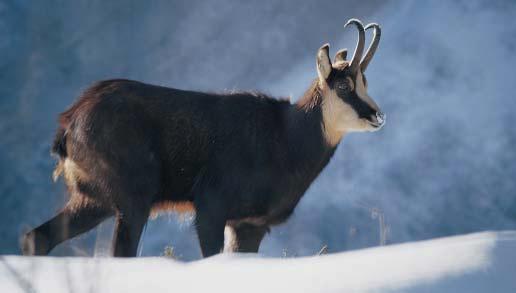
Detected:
[22,19,385,257]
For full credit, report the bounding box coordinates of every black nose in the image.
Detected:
[369,111,385,126]
[376,111,385,125]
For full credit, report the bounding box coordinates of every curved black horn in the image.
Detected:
[360,23,381,72]
[344,19,366,74]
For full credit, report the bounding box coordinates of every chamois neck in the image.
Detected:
[296,79,323,112]
[283,83,337,174]
[295,79,346,147]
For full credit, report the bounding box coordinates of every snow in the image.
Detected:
[2,231,515,293]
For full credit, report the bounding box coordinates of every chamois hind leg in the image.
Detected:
[107,171,157,257]
[111,206,151,257]
[224,223,268,253]
[21,197,113,256]
[108,165,159,257]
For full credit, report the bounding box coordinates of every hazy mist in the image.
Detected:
[1,0,515,260]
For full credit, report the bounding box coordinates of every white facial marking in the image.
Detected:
[321,83,361,146]
[320,70,383,146]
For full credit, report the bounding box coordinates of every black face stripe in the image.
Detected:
[327,69,376,119]
[341,91,376,119]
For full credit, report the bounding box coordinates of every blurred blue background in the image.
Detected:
[1,0,515,260]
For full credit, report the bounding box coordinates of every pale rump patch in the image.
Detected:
[59,158,90,190]
[150,201,196,218]
[66,193,103,213]
[52,160,64,182]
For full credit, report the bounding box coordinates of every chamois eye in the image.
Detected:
[337,83,349,91]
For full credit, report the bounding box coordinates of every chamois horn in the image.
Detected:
[344,18,366,74]
[360,23,381,72]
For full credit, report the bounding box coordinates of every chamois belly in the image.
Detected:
[153,121,210,204]
[154,154,204,207]
[226,177,307,226]
[150,200,196,218]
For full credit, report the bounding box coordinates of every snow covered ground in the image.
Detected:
[1,231,515,293]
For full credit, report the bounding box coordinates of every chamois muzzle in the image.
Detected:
[368,111,386,130]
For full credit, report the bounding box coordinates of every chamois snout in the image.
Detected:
[366,111,386,131]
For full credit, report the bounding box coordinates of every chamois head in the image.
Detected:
[317,19,385,145]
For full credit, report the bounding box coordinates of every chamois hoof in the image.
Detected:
[21,230,49,256]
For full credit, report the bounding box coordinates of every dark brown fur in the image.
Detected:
[22,78,338,257]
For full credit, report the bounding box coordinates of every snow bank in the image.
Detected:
[1,231,515,293]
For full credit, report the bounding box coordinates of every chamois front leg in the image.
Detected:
[224,223,268,253]
[194,197,227,257]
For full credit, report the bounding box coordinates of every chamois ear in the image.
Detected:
[334,48,348,64]
[316,44,332,83]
